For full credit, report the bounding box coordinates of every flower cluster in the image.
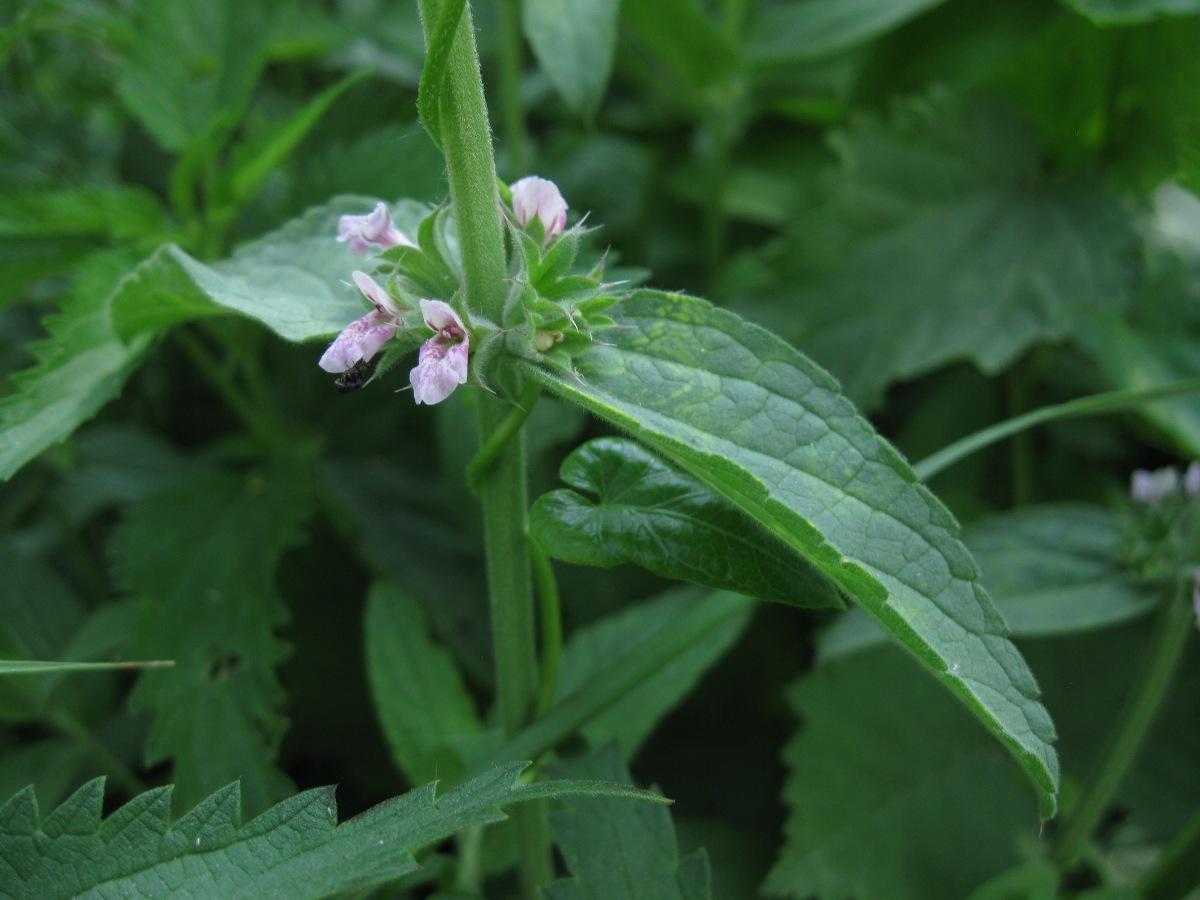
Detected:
[1130,462,1200,505]
[319,178,571,404]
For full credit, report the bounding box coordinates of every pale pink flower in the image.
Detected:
[410,299,469,405]
[337,203,416,254]
[1131,467,1181,505]
[511,176,568,244]
[318,271,405,373]
[1184,461,1200,500]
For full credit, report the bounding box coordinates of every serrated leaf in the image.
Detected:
[819,504,1157,659]
[544,744,711,900]
[747,0,951,66]
[112,461,314,816]
[1058,0,1200,23]
[555,586,753,758]
[0,251,155,482]
[523,0,619,119]
[108,198,432,344]
[531,437,842,607]
[0,762,663,899]
[114,0,272,152]
[364,582,482,786]
[727,92,1136,409]
[525,288,1059,817]
[765,647,1037,900]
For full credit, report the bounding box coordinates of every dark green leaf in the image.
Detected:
[114,0,272,152]
[113,461,314,816]
[478,589,753,769]
[726,92,1136,409]
[554,586,753,757]
[531,437,842,607]
[0,251,154,482]
[0,762,662,899]
[1058,0,1200,23]
[545,744,711,900]
[523,0,619,118]
[748,0,951,66]
[765,647,1038,899]
[820,504,1157,659]
[364,582,482,786]
[525,288,1059,817]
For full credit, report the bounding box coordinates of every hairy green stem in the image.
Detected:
[1053,579,1194,866]
[497,0,529,176]
[467,380,540,493]
[419,3,549,893]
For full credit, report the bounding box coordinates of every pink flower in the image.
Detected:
[318,272,406,373]
[511,176,568,244]
[337,203,416,254]
[410,299,469,405]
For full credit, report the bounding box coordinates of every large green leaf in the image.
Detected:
[747,0,951,66]
[523,0,619,119]
[114,0,272,152]
[110,198,430,344]
[765,647,1038,900]
[0,763,664,899]
[545,744,711,900]
[554,586,753,758]
[1059,0,1200,23]
[0,251,153,482]
[112,461,314,816]
[524,289,1059,817]
[724,92,1136,409]
[819,504,1157,659]
[364,582,482,787]
[531,437,842,607]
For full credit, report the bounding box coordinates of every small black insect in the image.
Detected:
[334,359,374,393]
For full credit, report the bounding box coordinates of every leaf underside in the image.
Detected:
[525,289,1059,817]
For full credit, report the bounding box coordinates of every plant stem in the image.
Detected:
[419,3,549,893]
[497,0,528,176]
[1052,579,1194,866]
[532,544,562,717]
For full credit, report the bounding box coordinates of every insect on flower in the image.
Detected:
[334,359,374,393]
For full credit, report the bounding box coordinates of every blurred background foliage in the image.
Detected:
[2,0,1200,897]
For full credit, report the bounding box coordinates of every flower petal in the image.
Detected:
[318,311,397,373]
[353,271,406,319]
[410,338,469,404]
[419,298,466,338]
[511,176,568,244]
[338,203,416,253]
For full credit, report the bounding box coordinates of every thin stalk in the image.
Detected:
[419,3,549,893]
[497,0,529,176]
[912,378,1200,482]
[1052,579,1194,866]
[532,544,562,717]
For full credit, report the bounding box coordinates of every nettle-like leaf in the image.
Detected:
[524,289,1059,817]
[364,582,483,787]
[725,91,1136,409]
[553,586,753,759]
[545,744,711,900]
[531,437,842,607]
[747,0,951,66]
[111,461,314,816]
[1059,0,1200,24]
[819,503,1156,660]
[765,647,1038,900]
[522,0,619,119]
[0,762,665,900]
[0,251,154,482]
[114,0,272,152]
[110,197,430,344]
